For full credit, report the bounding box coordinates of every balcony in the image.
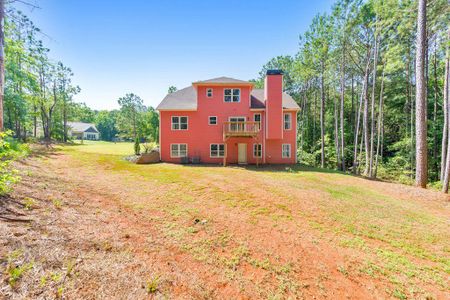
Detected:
[223,121,260,139]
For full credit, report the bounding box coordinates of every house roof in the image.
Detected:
[192,76,253,86]
[250,89,300,110]
[156,86,300,111]
[67,122,99,133]
[156,86,198,110]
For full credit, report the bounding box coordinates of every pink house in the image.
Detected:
[156,70,300,165]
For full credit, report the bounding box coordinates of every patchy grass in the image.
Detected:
[2,141,449,299]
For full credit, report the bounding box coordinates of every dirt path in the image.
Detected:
[1,147,449,299]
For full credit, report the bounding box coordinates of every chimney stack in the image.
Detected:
[265,69,283,140]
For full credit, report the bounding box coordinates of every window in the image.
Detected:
[210,144,225,158]
[171,144,187,158]
[209,116,217,125]
[172,116,188,130]
[253,144,262,158]
[282,144,291,158]
[206,88,213,98]
[224,88,240,102]
[254,113,261,130]
[229,116,246,132]
[284,113,292,130]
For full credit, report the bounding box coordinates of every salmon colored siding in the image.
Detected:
[158,73,299,165]
[265,74,284,140]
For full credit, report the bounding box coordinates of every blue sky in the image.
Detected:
[13,0,334,110]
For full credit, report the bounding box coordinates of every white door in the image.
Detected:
[238,143,247,164]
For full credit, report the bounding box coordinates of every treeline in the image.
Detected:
[3,8,159,143]
[253,0,449,187]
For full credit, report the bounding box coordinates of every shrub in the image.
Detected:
[0,131,28,196]
[142,142,157,154]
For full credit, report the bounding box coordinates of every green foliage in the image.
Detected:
[255,0,448,186]
[145,275,160,294]
[134,136,140,155]
[0,131,28,195]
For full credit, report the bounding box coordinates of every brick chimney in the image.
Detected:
[265,69,283,140]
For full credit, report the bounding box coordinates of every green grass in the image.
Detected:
[68,140,135,156]
[58,141,450,298]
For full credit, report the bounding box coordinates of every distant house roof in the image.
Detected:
[67,122,99,133]
[192,76,253,86]
[156,86,300,111]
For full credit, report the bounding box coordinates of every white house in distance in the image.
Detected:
[67,122,100,140]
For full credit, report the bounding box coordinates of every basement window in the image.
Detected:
[171,144,187,158]
[282,144,291,158]
[253,144,262,158]
[210,144,225,158]
[224,88,240,102]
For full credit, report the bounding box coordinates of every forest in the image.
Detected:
[251,0,449,189]
[1,0,450,190]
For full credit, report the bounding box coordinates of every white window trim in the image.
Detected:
[284,113,292,130]
[228,116,246,122]
[170,143,188,158]
[282,144,291,158]
[223,88,241,103]
[209,143,225,158]
[206,88,213,98]
[208,116,218,125]
[171,116,189,131]
[253,143,262,158]
[254,113,261,122]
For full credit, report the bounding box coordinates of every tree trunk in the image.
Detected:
[369,34,380,178]
[353,56,371,174]
[441,28,450,192]
[320,63,326,168]
[432,40,439,181]
[374,62,386,178]
[363,45,371,176]
[415,0,428,188]
[340,45,346,171]
[0,0,5,131]
[334,92,340,169]
[441,32,450,182]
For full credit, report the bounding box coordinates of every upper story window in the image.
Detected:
[206,88,213,98]
[284,113,292,130]
[172,116,188,130]
[224,88,240,102]
[209,116,217,125]
[254,113,261,130]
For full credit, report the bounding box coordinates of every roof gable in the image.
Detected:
[156,77,300,111]
[192,76,252,85]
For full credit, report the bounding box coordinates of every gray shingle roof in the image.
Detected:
[193,76,251,85]
[67,122,99,133]
[156,86,197,110]
[156,80,300,111]
[250,89,300,110]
